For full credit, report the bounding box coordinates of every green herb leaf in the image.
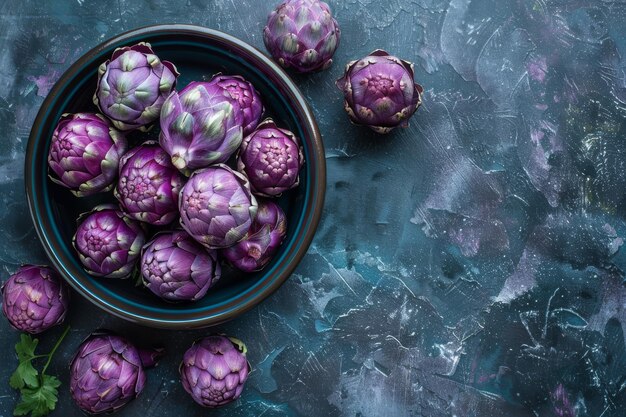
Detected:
[9,368,24,390]
[15,334,38,362]
[15,375,60,417]
[9,360,38,389]
[9,327,70,417]
[13,399,34,416]
[10,335,40,390]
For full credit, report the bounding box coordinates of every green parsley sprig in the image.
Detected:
[9,326,70,417]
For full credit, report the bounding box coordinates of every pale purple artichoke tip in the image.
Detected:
[73,204,146,279]
[114,141,185,226]
[179,165,258,249]
[207,74,264,135]
[48,113,128,197]
[159,81,244,172]
[94,42,179,132]
[336,49,423,134]
[1,265,69,334]
[264,0,341,73]
[180,335,250,408]
[140,231,221,302]
[237,118,304,197]
[69,331,161,414]
[221,199,287,272]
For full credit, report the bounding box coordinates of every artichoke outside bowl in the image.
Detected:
[24,25,326,329]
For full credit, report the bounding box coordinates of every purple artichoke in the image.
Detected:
[179,165,258,249]
[159,81,243,172]
[263,0,340,73]
[180,336,250,408]
[114,141,185,226]
[69,332,162,414]
[94,42,179,131]
[335,50,423,134]
[237,118,304,197]
[73,205,146,278]
[1,265,69,334]
[221,199,287,272]
[48,113,128,197]
[206,74,264,135]
[140,231,221,302]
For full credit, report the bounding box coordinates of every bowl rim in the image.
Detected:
[24,24,326,329]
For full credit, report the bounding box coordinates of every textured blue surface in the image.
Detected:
[1,0,626,416]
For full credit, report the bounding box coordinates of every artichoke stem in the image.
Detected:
[138,347,165,369]
[171,155,186,170]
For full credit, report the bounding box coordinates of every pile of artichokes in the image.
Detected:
[3,0,426,414]
[264,0,423,132]
[48,40,303,303]
[1,265,251,414]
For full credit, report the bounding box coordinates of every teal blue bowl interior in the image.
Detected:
[25,25,325,329]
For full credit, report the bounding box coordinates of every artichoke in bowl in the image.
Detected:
[48,113,127,197]
[114,141,185,226]
[237,118,304,197]
[94,42,179,131]
[221,199,287,272]
[140,231,221,302]
[205,74,264,135]
[159,81,244,172]
[179,165,258,249]
[73,204,146,279]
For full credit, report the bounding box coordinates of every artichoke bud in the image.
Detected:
[180,336,250,407]
[1,265,69,334]
[140,231,220,301]
[47,113,128,197]
[70,332,156,414]
[160,79,260,171]
[94,43,178,131]
[335,49,423,133]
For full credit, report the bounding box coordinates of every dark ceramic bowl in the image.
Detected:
[25,25,325,329]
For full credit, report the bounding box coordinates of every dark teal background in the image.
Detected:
[2,0,626,416]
